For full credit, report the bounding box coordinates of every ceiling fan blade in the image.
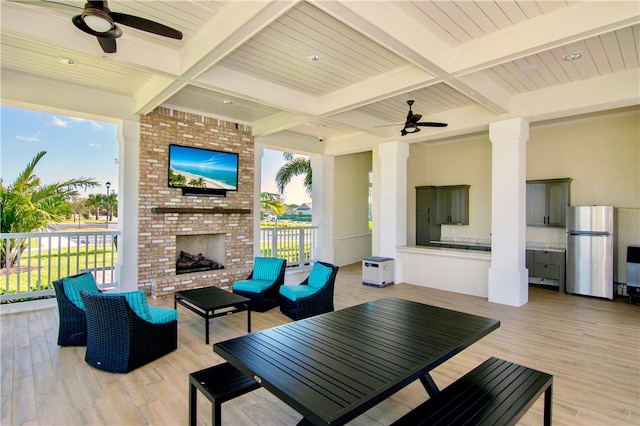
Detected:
[97,36,117,53]
[409,114,422,123]
[416,122,448,127]
[111,12,183,39]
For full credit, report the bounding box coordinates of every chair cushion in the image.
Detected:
[279,284,319,301]
[233,279,275,293]
[252,257,284,281]
[63,272,99,309]
[148,306,178,324]
[308,263,333,290]
[101,290,152,321]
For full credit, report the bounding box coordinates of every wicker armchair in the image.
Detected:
[52,272,97,346]
[279,261,339,321]
[80,290,178,373]
[233,257,287,312]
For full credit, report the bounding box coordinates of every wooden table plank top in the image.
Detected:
[214,297,500,425]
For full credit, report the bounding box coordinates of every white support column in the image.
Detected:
[116,120,139,292]
[488,118,529,306]
[311,154,335,263]
[254,143,264,258]
[377,141,409,260]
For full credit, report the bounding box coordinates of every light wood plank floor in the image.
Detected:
[2,262,639,425]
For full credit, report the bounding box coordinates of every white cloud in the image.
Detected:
[88,143,102,148]
[90,121,104,131]
[51,116,69,127]
[16,133,40,143]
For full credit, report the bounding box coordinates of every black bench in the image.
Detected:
[189,362,261,426]
[392,357,553,426]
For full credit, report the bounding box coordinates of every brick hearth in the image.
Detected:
[138,108,255,298]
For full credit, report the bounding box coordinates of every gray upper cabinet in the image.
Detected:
[416,186,440,245]
[436,185,470,225]
[526,178,572,227]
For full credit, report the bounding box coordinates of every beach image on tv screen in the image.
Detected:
[169,145,238,190]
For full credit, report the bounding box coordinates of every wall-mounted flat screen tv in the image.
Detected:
[168,144,239,192]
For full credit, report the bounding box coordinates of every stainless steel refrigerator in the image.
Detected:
[566,206,615,299]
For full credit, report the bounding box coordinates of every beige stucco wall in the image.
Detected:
[333,151,373,266]
[407,107,640,283]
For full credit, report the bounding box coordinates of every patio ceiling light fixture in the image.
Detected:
[58,57,77,66]
[564,52,582,61]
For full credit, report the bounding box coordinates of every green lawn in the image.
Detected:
[1,244,117,297]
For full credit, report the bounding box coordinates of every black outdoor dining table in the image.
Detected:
[213,297,500,426]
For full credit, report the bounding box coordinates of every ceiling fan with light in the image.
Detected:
[398,100,448,136]
[20,0,183,53]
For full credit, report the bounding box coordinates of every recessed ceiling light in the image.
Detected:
[221,99,233,105]
[58,57,77,66]
[306,53,320,62]
[564,53,582,61]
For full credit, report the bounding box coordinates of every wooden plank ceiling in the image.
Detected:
[1,0,638,152]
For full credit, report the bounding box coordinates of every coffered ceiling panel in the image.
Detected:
[163,85,282,123]
[483,25,640,95]
[1,34,154,96]
[394,1,570,46]
[1,0,638,152]
[218,1,410,96]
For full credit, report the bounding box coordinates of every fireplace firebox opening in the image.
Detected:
[175,234,225,275]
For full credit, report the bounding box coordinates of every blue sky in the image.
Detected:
[1,106,311,205]
[1,106,119,197]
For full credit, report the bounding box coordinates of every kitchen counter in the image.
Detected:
[397,246,491,298]
[399,244,566,298]
[427,240,566,252]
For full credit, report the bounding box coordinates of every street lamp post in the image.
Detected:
[105,181,111,229]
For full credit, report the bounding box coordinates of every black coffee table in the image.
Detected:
[174,286,251,344]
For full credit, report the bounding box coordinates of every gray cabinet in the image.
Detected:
[526,178,571,227]
[526,249,565,293]
[416,186,440,246]
[436,185,470,225]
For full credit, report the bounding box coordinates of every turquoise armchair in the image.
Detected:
[232,257,287,312]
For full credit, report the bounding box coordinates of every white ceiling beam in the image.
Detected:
[133,0,299,115]
[314,0,451,74]
[510,69,640,122]
[1,70,136,121]
[451,1,640,74]
[317,64,436,116]
[194,65,318,115]
[253,111,314,137]
[313,1,508,116]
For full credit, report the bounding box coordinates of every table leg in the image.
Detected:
[420,373,440,397]
[205,311,210,345]
[247,306,251,333]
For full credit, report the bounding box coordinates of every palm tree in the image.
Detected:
[0,151,98,268]
[169,169,187,187]
[275,152,312,197]
[85,194,103,220]
[260,192,285,218]
[188,177,206,188]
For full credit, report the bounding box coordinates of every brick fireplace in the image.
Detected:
[138,108,255,298]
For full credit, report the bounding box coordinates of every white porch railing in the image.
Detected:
[259,225,318,269]
[1,231,119,302]
[1,226,316,302]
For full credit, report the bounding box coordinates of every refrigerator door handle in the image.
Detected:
[568,231,612,237]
